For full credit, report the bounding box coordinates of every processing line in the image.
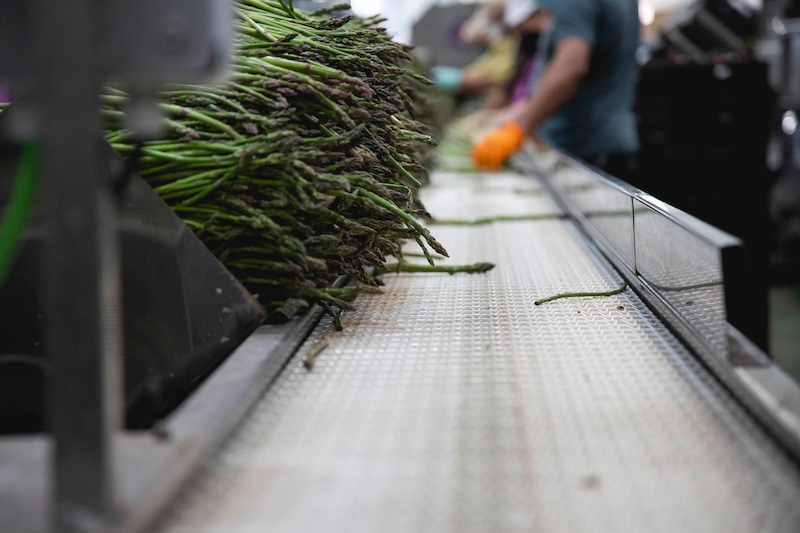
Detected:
[141,148,800,532]
[3,2,800,529]
[3,141,800,532]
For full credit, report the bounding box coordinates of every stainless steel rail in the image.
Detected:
[521,146,800,460]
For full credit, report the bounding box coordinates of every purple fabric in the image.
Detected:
[0,88,9,103]
[512,56,537,103]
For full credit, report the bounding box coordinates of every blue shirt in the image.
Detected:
[536,0,640,158]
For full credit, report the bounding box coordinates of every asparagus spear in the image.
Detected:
[104,1,449,316]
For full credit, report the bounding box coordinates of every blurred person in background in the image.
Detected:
[472,0,641,182]
[432,0,517,106]
[482,0,551,122]
[445,0,550,136]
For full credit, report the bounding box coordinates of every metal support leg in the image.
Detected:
[32,0,124,531]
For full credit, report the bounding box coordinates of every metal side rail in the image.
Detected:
[515,146,800,459]
[151,168,800,533]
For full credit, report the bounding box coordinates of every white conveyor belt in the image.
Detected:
[153,170,800,533]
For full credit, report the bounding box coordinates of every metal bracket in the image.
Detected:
[0,1,233,531]
[1,0,231,88]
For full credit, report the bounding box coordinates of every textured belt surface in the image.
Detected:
[155,171,800,533]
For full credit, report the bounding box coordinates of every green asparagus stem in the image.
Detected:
[302,338,330,370]
[427,213,566,226]
[534,282,628,305]
[102,0,458,316]
[377,262,495,275]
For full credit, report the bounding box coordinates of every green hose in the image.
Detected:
[0,142,39,287]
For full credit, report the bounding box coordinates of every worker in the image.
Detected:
[503,0,551,106]
[444,0,550,138]
[471,0,641,182]
[432,0,517,105]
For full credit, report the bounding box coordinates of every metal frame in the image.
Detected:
[3,1,800,527]
[0,2,232,530]
[31,3,123,530]
[0,302,329,533]
[515,146,800,460]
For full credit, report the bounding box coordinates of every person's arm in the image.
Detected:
[471,35,593,170]
[516,36,591,138]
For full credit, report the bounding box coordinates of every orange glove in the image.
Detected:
[472,121,526,170]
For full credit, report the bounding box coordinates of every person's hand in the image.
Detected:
[472,121,526,170]
[432,66,463,92]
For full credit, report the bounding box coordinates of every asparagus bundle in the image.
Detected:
[104,1,447,316]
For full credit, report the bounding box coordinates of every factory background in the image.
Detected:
[3,1,800,532]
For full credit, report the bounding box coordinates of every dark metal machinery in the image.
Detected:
[634,0,774,352]
[756,0,800,280]
[0,2,233,531]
